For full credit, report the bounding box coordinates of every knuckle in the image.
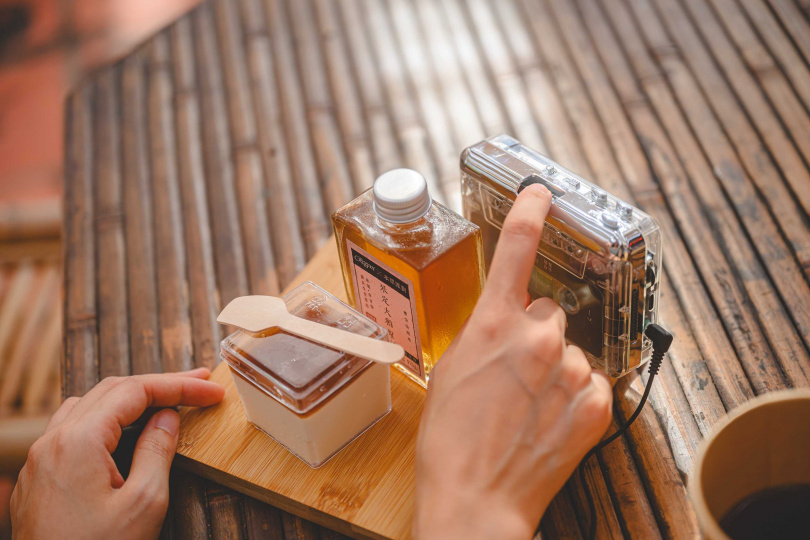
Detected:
[99,376,123,388]
[118,377,141,391]
[62,396,80,408]
[26,439,43,466]
[147,487,169,515]
[524,329,565,374]
[534,326,564,357]
[117,377,147,400]
[48,428,77,460]
[532,296,560,312]
[524,331,547,355]
[9,482,19,512]
[131,480,169,517]
[139,435,173,463]
[473,313,503,341]
[563,353,592,389]
[585,388,613,427]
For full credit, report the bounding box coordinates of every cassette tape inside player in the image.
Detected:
[460,135,662,377]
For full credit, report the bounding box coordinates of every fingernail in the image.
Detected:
[155,410,180,437]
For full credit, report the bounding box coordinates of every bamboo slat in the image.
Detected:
[614,375,702,537]
[207,484,248,540]
[286,0,355,209]
[94,69,130,378]
[0,416,49,475]
[121,51,162,375]
[539,488,584,539]
[531,0,703,445]
[596,419,662,539]
[570,458,625,538]
[210,0,281,297]
[64,83,99,396]
[0,264,35,374]
[0,239,61,263]
[263,0,332,255]
[239,17,307,287]
[360,0,446,206]
[572,0,806,398]
[0,267,59,413]
[643,0,810,269]
[464,0,546,155]
[171,19,224,371]
[412,0,486,153]
[387,0,460,204]
[21,301,62,414]
[438,0,510,138]
[492,0,591,177]
[766,0,810,66]
[617,0,810,386]
[147,35,194,373]
[282,513,322,540]
[335,0,402,175]
[311,0,377,193]
[684,0,810,215]
[189,7,250,307]
[734,0,810,155]
[242,498,285,539]
[168,469,212,540]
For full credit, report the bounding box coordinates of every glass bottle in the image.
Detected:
[332,169,485,387]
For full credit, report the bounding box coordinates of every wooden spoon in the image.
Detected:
[217,296,404,365]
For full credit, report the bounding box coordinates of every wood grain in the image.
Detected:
[177,240,423,539]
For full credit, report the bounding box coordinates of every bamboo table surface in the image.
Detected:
[63,0,810,537]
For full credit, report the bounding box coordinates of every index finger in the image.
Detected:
[65,367,215,421]
[481,184,553,307]
[76,374,225,452]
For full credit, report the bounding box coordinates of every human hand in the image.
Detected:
[11,368,225,540]
[414,185,613,539]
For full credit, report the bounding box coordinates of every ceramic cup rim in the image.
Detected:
[687,388,810,540]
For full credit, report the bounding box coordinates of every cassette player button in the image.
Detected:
[600,211,620,229]
[592,188,608,207]
[518,174,565,198]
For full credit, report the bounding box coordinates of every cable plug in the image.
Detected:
[645,323,673,376]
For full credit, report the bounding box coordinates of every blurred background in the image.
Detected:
[0,0,200,534]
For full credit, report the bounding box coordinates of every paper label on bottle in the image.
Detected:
[346,240,424,381]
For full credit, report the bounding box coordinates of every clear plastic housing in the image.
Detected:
[221,281,392,467]
[460,135,663,377]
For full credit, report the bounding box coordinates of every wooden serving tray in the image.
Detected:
[176,240,424,540]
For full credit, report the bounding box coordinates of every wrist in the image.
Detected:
[413,490,534,540]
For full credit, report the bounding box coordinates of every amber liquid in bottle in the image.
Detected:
[332,173,484,388]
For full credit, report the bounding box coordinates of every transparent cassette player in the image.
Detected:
[460,135,662,377]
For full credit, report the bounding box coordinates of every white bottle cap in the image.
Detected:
[372,168,432,223]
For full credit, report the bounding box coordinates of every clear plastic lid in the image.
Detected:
[220,282,389,414]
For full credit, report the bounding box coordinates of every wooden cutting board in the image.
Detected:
[176,239,425,540]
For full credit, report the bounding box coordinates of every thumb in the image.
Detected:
[121,408,179,515]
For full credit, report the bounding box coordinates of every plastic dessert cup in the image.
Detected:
[220,281,392,468]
